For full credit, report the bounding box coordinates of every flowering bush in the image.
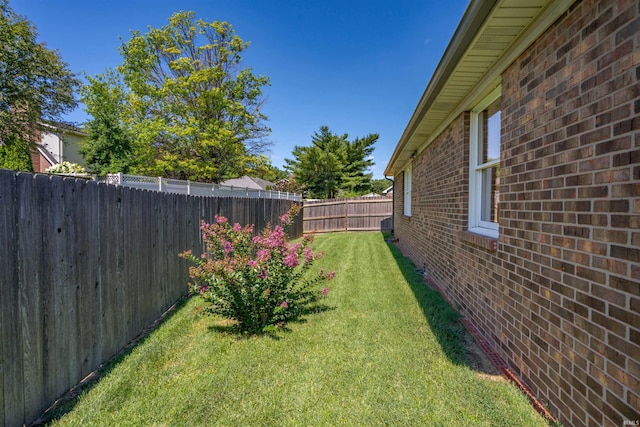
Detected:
[180,205,334,334]
[46,161,88,175]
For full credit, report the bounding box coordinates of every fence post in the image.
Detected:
[158,177,163,192]
[345,199,349,231]
[117,172,122,186]
[187,180,191,195]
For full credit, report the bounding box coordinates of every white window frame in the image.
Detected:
[469,87,501,238]
[403,166,412,217]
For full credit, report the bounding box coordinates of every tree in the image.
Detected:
[0,133,32,171]
[285,126,378,199]
[84,11,271,182]
[341,134,376,195]
[80,72,134,175]
[244,154,287,183]
[370,178,392,195]
[0,0,79,170]
[272,174,304,194]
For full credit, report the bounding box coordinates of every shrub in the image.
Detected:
[46,161,88,175]
[180,206,334,334]
[0,134,33,172]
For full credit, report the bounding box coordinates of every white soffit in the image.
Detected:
[385,0,575,176]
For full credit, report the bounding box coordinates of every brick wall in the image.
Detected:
[30,149,49,173]
[393,0,639,425]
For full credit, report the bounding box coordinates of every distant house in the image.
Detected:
[360,192,382,198]
[219,175,274,190]
[385,0,638,425]
[382,185,393,197]
[31,123,87,172]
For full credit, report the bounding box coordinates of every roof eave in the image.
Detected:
[385,0,576,177]
[384,0,498,177]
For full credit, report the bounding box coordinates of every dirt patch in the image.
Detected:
[462,331,505,381]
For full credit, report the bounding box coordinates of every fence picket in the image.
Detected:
[0,171,21,427]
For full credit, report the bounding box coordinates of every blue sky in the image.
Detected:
[11,0,469,178]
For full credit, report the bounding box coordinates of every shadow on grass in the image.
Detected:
[31,297,190,426]
[206,302,336,340]
[381,233,494,372]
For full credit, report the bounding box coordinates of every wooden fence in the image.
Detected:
[0,170,301,427]
[303,197,393,234]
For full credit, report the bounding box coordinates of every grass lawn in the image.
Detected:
[47,232,548,426]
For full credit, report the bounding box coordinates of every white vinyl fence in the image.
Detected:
[101,173,302,202]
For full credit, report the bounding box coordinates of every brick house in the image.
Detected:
[384,0,638,425]
[30,122,87,172]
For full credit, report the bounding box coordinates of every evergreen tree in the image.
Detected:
[285,126,378,199]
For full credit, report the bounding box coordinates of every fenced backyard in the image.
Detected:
[0,169,301,427]
[38,233,548,426]
[303,197,393,234]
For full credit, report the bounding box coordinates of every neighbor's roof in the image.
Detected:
[41,121,87,136]
[220,175,274,190]
[385,0,575,176]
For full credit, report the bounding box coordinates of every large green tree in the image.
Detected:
[83,11,271,182]
[0,0,79,170]
[80,72,134,175]
[285,126,377,199]
[244,154,287,183]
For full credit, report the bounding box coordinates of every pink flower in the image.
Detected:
[257,249,271,262]
[290,242,301,252]
[326,271,336,280]
[259,269,268,279]
[263,226,286,249]
[283,250,299,268]
[280,213,291,225]
[232,223,242,232]
[303,246,313,263]
[280,301,288,308]
[222,240,233,254]
[199,285,208,295]
[322,288,330,295]
[200,252,207,259]
[248,260,258,268]
[215,215,227,224]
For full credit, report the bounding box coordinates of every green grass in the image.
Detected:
[48,232,548,426]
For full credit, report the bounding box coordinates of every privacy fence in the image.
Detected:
[100,173,302,202]
[0,170,301,427]
[303,197,393,234]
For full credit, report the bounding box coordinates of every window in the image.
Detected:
[469,88,501,238]
[403,166,412,217]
